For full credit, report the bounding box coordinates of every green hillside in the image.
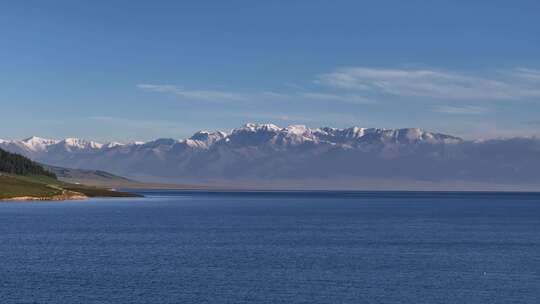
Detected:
[0,148,56,178]
[0,174,62,199]
[0,148,140,200]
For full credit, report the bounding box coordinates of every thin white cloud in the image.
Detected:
[511,68,540,82]
[139,66,540,106]
[138,84,371,105]
[298,92,371,104]
[318,67,540,101]
[262,92,371,104]
[138,84,248,102]
[433,105,489,115]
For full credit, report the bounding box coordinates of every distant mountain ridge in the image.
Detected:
[1,123,539,186]
[0,124,461,155]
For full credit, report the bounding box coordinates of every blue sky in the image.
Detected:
[1,0,539,142]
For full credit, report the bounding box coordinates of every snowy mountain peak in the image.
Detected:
[314,126,367,142]
[61,138,103,150]
[142,138,179,148]
[103,142,125,149]
[190,130,228,142]
[401,128,430,142]
[187,130,228,148]
[22,136,59,145]
[20,136,60,152]
[284,125,310,135]
[236,123,281,133]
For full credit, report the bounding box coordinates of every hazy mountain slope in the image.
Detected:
[2,124,540,186]
[42,164,134,185]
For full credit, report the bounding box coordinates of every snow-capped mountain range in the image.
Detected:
[1,123,539,185]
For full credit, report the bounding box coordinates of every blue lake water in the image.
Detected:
[1,191,540,303]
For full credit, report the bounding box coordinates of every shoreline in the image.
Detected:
[1,190,88,202]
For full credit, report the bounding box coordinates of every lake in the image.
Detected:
[1,191,540,303]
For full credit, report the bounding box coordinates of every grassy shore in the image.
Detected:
[0,173,141,200]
